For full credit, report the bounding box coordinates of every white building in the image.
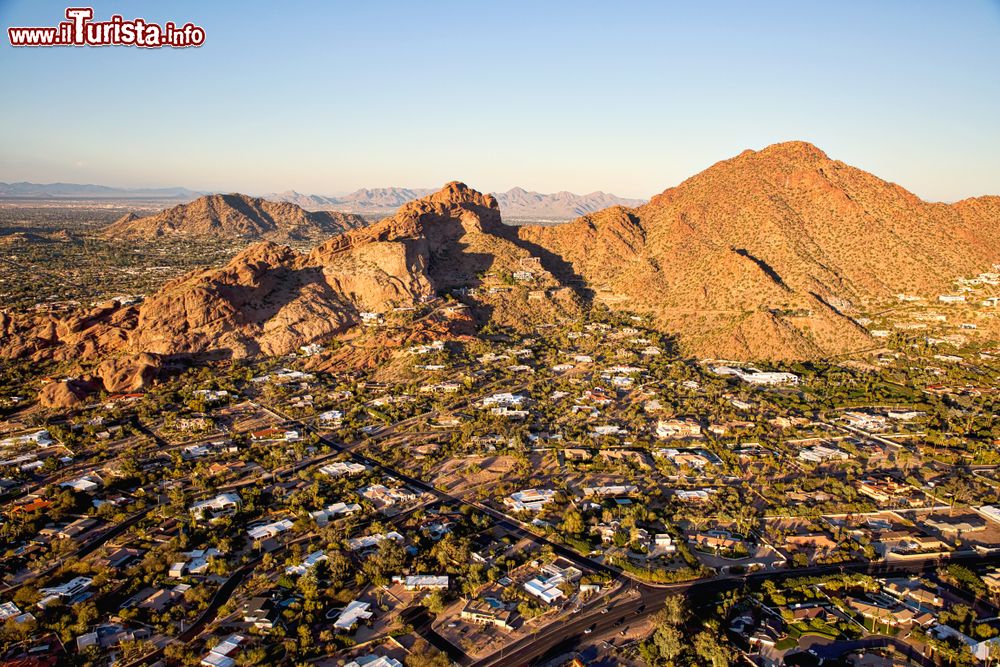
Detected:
[0,429,54,449]
[190,493,242,521]
[310,502,361,526]
[60,475,103,493]
[481,393,527,408]
[504,489,557,512]
[319,410,343,424]
[286,550,328,576]
[38,576,92,608]
[200,634,244,667]
[346,531,404,552]
[798,445,850,463]
[334,600,373,631]
[712,366,800,385]
[319,461,368,478]
[247,519,294,541]
[655,418,702,439]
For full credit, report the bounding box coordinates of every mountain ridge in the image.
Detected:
[102,193,368,241]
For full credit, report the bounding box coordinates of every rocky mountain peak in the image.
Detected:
[423,181,499,210]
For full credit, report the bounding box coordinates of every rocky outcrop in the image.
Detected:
[102,193,368,241]
[37,379,96,409]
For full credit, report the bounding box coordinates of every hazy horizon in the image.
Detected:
[2,1,999,201]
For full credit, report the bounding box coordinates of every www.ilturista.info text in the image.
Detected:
[8,7,205,48]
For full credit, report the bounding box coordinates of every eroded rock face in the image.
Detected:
[95,353,162,394]
[4,183,527,404]
[37,379,97,409]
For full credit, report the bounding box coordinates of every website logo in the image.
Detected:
[8,7,205,48]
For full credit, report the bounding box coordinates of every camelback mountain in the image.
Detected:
[103,193,368,241]
[4,141,1000,406]
[521,141,1000,358]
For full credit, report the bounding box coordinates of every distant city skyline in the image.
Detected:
[1,1,999,201]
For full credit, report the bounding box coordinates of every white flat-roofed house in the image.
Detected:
[798,445,850,463]
[653,534,677,553]
[712,366,800,385]
[319,410,343,425]
[286,550,328,576]
[310,502,361,526]
[38,576,92,608]
[655,418,702,439]
[360,312,385,326]
[675,489,711,502]
[843,411,888,432]
[523,573,567,605]
[346,531,404,552]
[200,634,245,667]
[0,429,54,449]
[190,493,242,521]
[504,489,557,512]
[358,484,419,508]
[0,602,22,621]
[60,474,103,493]
[978,505,1000,526]
[887,410,924,421]
[334,600,373,631]
[319,461,368,478]
[490,406,529,419]
[247,518,294,541]
[481,392,527,408]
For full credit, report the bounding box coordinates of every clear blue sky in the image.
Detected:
[1,1,998,200]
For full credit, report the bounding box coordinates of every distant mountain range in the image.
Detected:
[263,187,646,219]
[0,181,646,219]
[261,188,435,214]
[0,181,201,200]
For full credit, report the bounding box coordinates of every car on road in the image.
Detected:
[600,607,609,614]
[584,624,595,634]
